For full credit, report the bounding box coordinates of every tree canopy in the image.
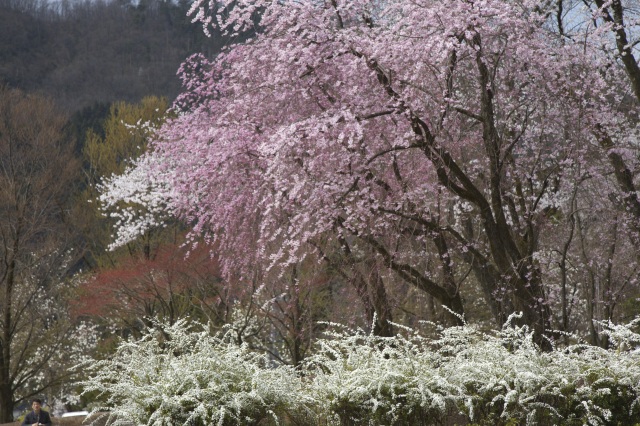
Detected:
[102,0,640,347]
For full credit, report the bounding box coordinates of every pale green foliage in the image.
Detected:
[84,97,169,180]
[83,316,640,425]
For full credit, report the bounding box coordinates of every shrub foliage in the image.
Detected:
[82,316,640,425]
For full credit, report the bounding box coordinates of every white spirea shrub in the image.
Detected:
[81,320,316,426]
[83,316,640,426]
[306,315,640,425]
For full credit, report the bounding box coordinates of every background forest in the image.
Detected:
[0,0,232,420]
[1,0,640,424]
[0,0,228,111]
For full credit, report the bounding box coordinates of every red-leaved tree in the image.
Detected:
[73,243,228,335]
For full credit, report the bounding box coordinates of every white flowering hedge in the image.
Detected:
[82,316,640,426]
[81,320,317,426]
[308,317,640,425]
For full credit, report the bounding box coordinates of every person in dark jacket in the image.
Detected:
[22,399,52,426]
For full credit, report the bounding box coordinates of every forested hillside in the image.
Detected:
[0,0,226,112]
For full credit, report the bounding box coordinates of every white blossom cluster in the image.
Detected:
[82,315,640,425]
[81,319,316,426]
[98,155,176,250]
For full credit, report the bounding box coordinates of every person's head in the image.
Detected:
[31,399,42,412]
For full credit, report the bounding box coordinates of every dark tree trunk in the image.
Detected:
[0,383,12,424]
[366,263,394,337]
[0,259,15,423]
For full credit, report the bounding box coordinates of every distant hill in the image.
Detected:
[0,0,232,113]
